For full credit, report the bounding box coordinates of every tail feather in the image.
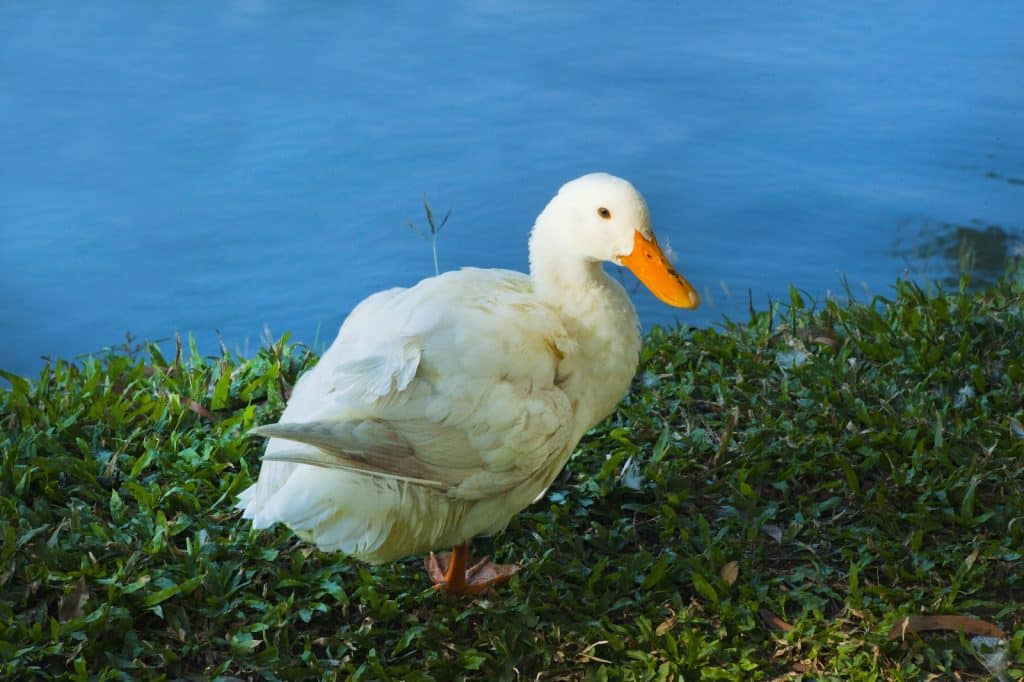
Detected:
[249,420,449,490]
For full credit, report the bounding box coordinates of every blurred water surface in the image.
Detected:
[1,2,1022,375]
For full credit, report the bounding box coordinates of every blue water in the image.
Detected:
[2,2,1022,376]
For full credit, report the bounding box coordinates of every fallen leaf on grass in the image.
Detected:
[805,326,842,351]
[888,614,1005,640]
[656,614,678,637]
[181,395,221,422]
[577,640,611,664]
[762,524,783,543]
[162,391,221,423]
[760,608,795,632]
[720,560,739,585]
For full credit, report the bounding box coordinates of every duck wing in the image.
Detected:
[250,268,578,501]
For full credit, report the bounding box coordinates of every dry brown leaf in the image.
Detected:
[184,398,220,422]
[762,524,783,543]
[888,614,1006,641]
[760,608,795,633]
[656,614,678,637]
[58,576,90,623]
[165,392,221,423]
[720,560,739,585]
[805,326,842,351]
[577,640,611,664]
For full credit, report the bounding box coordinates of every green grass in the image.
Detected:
[2,272,1022,680]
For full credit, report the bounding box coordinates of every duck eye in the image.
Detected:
[597,207,612,219]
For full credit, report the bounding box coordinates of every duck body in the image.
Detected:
[238,264,641,562]
[238,173,699,590]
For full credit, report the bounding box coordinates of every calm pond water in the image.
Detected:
[2,2,1022,376]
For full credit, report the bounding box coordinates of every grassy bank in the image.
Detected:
[2,273,1022,680]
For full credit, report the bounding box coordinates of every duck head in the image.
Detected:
[530,173,700,309]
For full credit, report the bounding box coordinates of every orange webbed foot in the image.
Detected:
[424,543,520,595]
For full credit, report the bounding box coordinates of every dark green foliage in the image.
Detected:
[2,275,1022,679]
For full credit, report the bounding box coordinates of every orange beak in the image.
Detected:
[619,231,700,309]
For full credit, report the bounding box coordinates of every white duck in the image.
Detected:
[238,173,699,594]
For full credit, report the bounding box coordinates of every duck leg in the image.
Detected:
[424,543,520,595]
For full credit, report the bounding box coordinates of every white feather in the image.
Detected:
[238,173,698,564]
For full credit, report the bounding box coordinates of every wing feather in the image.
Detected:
[250,268,579,503]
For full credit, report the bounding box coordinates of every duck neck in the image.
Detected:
[528,217,642,430]
[528,219,606,310]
